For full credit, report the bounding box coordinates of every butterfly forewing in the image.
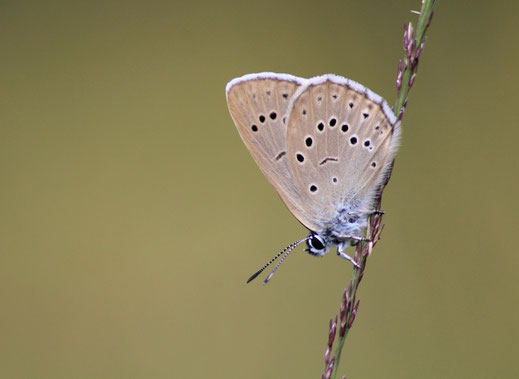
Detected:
[286,75,400,230]
[226,73,309,222]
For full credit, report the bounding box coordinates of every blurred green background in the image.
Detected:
[1,0,518,378]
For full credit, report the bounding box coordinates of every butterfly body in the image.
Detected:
[226,73,400,281]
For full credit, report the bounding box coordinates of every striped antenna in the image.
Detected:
[246,236,310,284]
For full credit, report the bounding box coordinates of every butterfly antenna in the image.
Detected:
[246,237,310,284]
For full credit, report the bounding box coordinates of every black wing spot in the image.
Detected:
[363,113,369,119]
[332,94,338,99]
[341,124,349,132]
[305,137,313,147]
[302,109,307,115]
[309,185,318,193]
[282,93,289,99]
[319,157,338,166]
[364,140,371,147]
[266,90,271,96]
[332,177,338,183]
[296,153,305,163]
[371,162,377,168]
[275,151,286,161]
[317,122,325,132]
[349,102,354,108]
[269,112,277,120]
[350,137,358,145]
[251,125,258,132]
[375,125,380,130]
[259,115,266,123]
[329,118,337,127]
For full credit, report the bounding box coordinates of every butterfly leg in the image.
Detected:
[356,209,384,216]
[337,243,360,269]
[337,235,372,243]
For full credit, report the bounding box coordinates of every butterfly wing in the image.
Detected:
[226,73,310,223]
[285,74,401,232]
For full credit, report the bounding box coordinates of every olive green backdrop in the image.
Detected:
[1,0,518,378]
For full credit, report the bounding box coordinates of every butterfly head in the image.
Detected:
[246,224,367,284]
[305,233,329,257]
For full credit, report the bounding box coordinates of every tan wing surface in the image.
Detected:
[226,73,309,223]
[286,75,400,230]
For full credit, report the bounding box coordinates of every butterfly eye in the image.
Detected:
[307,234,326,251]
[311,237,325,250]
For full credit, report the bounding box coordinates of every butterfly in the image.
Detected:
[226,73,400,283]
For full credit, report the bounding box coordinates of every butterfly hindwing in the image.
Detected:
[285,75,400,231]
